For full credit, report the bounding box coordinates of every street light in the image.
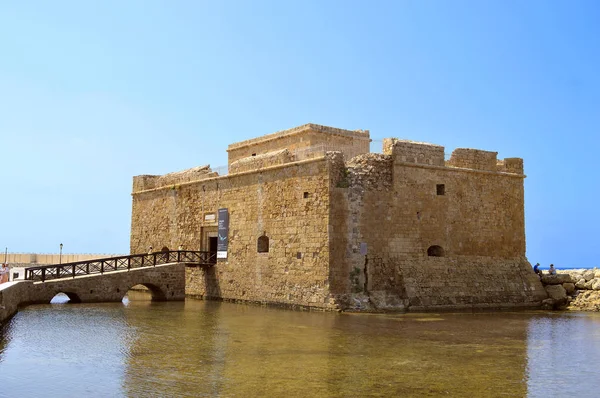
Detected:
[59,243,63,264]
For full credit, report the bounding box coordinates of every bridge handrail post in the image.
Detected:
[153,253,156,267]
[86,263,89,275]
[72,264,75,279]
[41,268,46,282]
[101,261,104,274]
[128,257,131,271]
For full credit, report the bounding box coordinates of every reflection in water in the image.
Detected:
[50,292,70,304]
[0,301,599,397]
[527,312,600,397]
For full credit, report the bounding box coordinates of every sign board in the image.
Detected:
[217,208,229,259]
[204,213,216,222]
[360,242,368,256]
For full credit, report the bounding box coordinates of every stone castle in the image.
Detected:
[130,123,546,311]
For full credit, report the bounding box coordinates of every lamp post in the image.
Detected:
[59,243,63,264]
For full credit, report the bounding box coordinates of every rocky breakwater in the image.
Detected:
[540,269,600,311]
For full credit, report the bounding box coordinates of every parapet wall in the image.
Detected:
[229,149,293,174]
[446,148,498,171]
[383,138,445,166]
[496,158,524,174]
[383,139,523,175]
[227,123,371,166]
[133,165,220,193]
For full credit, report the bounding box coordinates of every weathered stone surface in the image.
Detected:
[592,279,600,291]
[545,285,567,301]
[575,278,587,289]
[541,274,573,285]
[541,298,555,310]
[583,270,595,281]
[585,280,595,290]
[569,290,600,312]
[563,282,576,295]
[544,285,568,309]
[130,123,545,312]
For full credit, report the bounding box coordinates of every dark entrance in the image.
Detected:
[209,237,218,263]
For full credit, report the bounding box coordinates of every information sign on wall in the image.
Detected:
[360,242,368,256]
[217,208,229,259]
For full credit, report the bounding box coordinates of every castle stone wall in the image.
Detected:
[131,158,337,310]
[328,142,545,311]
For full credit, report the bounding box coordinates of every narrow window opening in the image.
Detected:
[252,153,257,156]
[303,192,309,199]
[257,235,269,253]
[427,245,445,257]
[296,252,302,259]
[436,184,445,195]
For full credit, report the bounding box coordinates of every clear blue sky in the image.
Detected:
[1,1,598,267]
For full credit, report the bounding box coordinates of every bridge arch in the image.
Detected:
[123,283,168,302]
[50,291,82,304]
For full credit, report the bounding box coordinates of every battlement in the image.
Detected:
[229,149,293,174]
[132,165,220,192]
[383,138,445,166]
[383,138,523,174]
[446,148,497,171]
[227,123,371,166]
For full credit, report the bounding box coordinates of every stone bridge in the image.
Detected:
[0,251,215,323]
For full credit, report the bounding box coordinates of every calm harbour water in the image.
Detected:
[0,292,599,397]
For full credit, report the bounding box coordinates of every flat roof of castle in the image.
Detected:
[227,123,370,151]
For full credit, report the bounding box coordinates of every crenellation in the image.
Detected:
[132,165,219,193]
[446,148,498,171]
[384,138,445,166]
[497,157,524,174]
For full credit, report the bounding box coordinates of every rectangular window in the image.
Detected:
[436,184,445,195]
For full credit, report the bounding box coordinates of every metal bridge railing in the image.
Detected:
[24,250,216,282]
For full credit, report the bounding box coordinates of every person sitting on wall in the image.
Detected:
[148,246,153,255]
[533,263,543,278]
[549,264,557,275]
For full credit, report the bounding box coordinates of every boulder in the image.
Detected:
[569,272,583,282]
[585,280,595,290]
[583,270,596,281]
[592,279,600,291]
[541,274,573,285]
[541,298,555,310]
[568,290,600,312]
[546,284,567,301]
[563,282,576,295]
[575,278,587,289]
